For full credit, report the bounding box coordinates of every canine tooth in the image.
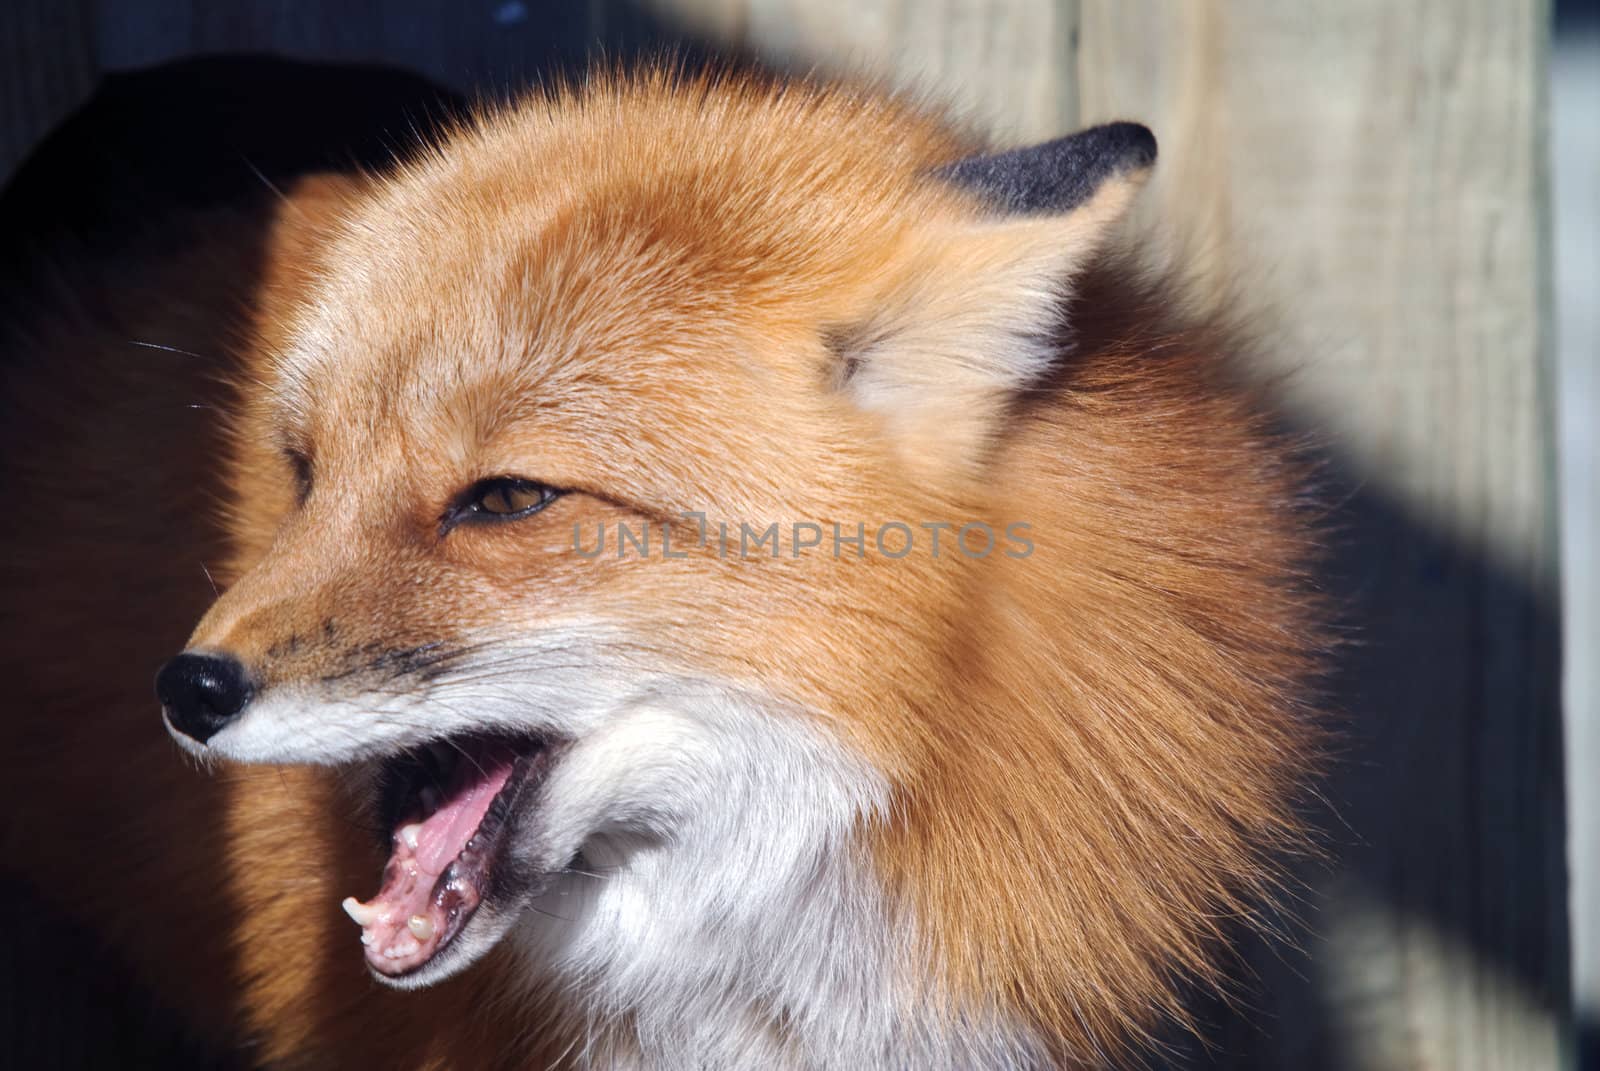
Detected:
[360,932,374,947]
[407,915,436,940]
[399,823,422,850]
[342,897,379,927]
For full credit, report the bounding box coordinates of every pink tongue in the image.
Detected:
[412,760,511,873]
[342,745,516,974]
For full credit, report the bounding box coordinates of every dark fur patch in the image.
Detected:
[821,324,870,388]
[935,122,1157,216]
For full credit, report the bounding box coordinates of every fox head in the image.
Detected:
[157,71,1318,1067]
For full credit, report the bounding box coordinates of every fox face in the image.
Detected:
[155,73,1316,1068]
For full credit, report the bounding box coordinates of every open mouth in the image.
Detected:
[341,734,553,979]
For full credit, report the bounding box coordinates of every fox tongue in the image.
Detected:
[342,746,516,973]
[410,761,512,873]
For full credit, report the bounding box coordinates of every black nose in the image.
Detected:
[156,652,254,744]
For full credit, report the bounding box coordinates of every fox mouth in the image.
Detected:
[342,734,556,981]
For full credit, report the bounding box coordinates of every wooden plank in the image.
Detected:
[1553,14,1600,1058]
[674,0,1080,144]
[1076,2,1566,1067]
[0,0,95,184]
[91,0,597,95]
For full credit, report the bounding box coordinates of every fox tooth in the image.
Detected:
[399,823,422,850]
[386,935,421,958]
[342,896,380,927]
[408,915,436,940]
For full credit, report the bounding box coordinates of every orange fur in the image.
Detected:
[1,67,1322,1066]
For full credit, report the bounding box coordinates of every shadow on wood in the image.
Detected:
[1163,464,1566,1069]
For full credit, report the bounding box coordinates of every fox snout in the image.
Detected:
[157,651,255,744]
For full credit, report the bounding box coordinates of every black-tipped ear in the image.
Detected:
[840,123,1155,478]
[935,122,1157,216]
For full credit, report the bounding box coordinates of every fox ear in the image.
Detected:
[837,123,1155,475]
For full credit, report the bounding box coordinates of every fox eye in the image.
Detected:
[445,477,562,532]
[286,450,313,504]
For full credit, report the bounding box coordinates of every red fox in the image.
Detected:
[1,67,1320,1068]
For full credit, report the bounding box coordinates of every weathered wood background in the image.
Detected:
[0,1,1571,1068]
